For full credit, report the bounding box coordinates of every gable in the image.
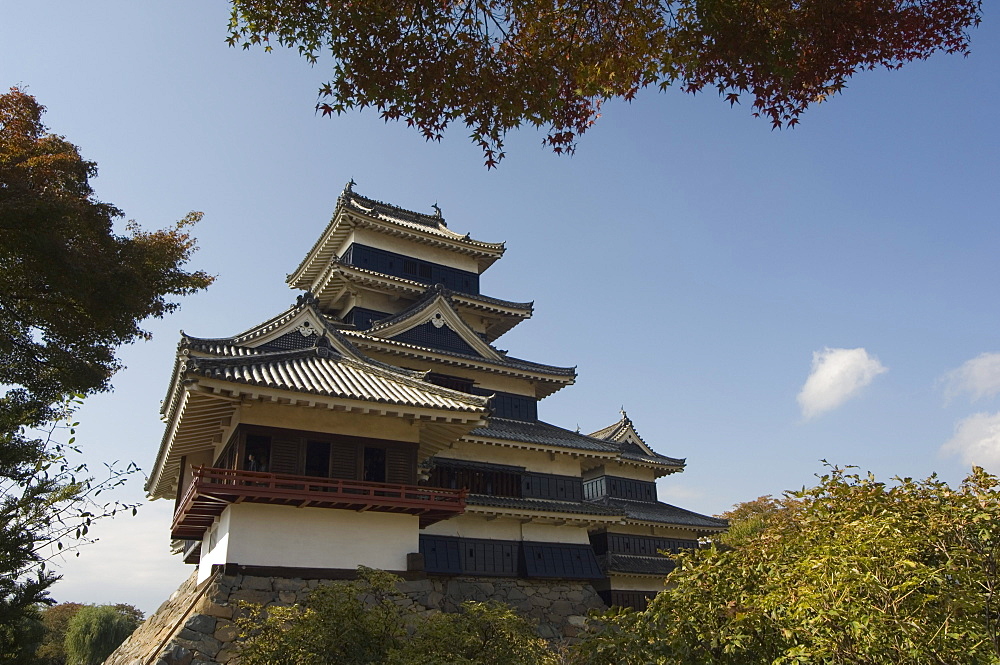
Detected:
[367,292,502,362]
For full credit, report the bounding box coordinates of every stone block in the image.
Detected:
[229,589,275,606]
[214,619,238,643]
[200,602,234,619]
[277,590,297,604]
[161,644,192,665]
[567,615,588,628]
[531,596,551,609]
[185,614,217,634]
[549,600,575,618]
[273,577,305,592]
[241,576,273,591]
[175,634,222,658]
[537,623,560,639]
[215,648,237,664]
[396,579,433,594]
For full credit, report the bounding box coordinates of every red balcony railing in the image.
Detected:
[171,466,467,540]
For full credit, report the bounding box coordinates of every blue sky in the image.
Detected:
[5,2,999,613]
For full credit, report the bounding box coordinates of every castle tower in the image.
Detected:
[147,183,726,608]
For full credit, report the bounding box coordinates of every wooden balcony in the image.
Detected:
[171,466,467,540]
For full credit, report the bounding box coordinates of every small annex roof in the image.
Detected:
[587,496,728,533]
[345,333,577,397]
[464,418,620,456]
[289,182,506,292]
[309,260,532,341]
[466,494,623,520]
[365,284,504,362]
[590,410,686,470]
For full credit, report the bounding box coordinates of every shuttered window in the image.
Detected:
[521,542,604,579]
[341,243,480,295]
[269,438,302,475]
[590,532,698,556]
[420,535,519,577]
[330,442,357,479]
[386,447,415,484]
[583,476,657,502]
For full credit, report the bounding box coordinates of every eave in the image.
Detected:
[310,263,531,341]
[148,380,489,501]
[458,433,619,467]
[462,504,622,526]
[346,335,576,399]
[289,187,505,291]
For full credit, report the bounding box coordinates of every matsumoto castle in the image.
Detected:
[147,183,726,615]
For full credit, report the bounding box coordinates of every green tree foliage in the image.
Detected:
[0,604,44,665]
[236,567,555,665]
[63,605,141,665]
[571,464,1000,665]
[228,0,982,166]
[0,87,214,430]
[0,86,212,650]
[391,601,557,665]
[36,602,86,665]
[236,567,408,665]
[0,402,141,658]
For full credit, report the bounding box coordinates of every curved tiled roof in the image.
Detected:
[587,496,728,531]
[345,333,577,379]
[590,411,686,468]
[184,346,488,412]
[466,494,621,517]
[466,418,618,453]
[289,183,505,290]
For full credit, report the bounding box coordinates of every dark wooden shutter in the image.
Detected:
[330,442,358,479]
[386,447,415,485]
[269,438,302,475]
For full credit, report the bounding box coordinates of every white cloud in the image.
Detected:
[797,347,888,420]
[943,352,1000,403]
[941,412,1000,473]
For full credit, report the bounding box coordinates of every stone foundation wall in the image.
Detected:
[105,571,606,665]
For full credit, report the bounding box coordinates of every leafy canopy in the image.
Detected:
[228,0,982,166]
[0,87,212,653]
[0,86,214,430]
[571,464,1000,665]
[63,604,141,665]
[235,567,556,665]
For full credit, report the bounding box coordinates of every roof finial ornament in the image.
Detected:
[296,291,320,308]
[344,178,356,194]
[620,406,628,420]
[431,202,442,218]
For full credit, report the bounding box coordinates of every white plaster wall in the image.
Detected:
[422,515,522,540]
[608,574,668,592]
[239,403,421,442]
[422,515,590,544]
[440,441,583,476]
[521,522,591,544]
[216,503,419,571]
[593,462,661,482]
[197,513,231,583]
